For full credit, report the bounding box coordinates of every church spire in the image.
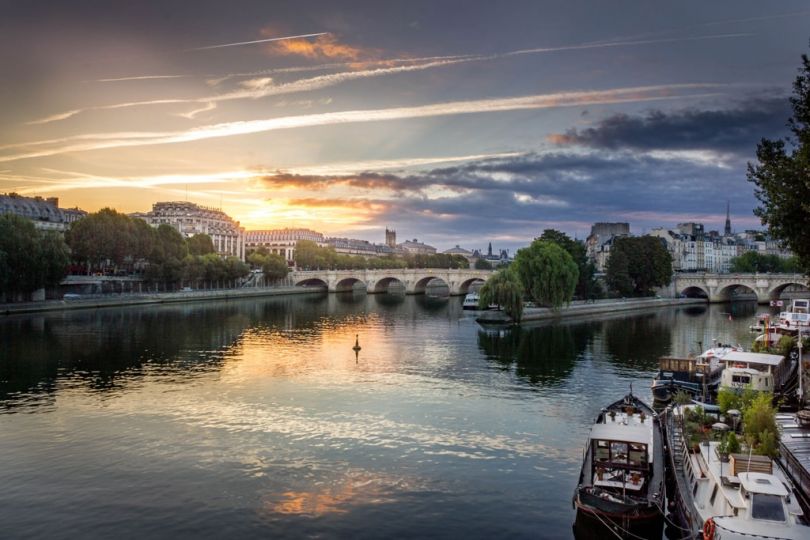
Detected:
[724,201,732,236]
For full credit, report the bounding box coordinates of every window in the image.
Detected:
[751,494,785,521]
[610,441,628,463]
[732,375,750,385]
[709,484,718,506]
[595,440,609,462]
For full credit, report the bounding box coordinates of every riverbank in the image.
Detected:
[475,297,707,325]
[0,286,324,315]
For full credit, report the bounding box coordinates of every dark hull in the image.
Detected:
[573,496,664,540]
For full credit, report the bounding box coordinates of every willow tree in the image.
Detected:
[748,48,810,275]
[478,268,524,322]
[513,239,578,309]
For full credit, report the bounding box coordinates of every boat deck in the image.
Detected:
[777,413,810,515]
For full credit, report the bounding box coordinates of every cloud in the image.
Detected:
[548,97,789,156]
[29,31,749,125]
[4,84,723,162]
[95,75,188,83]
[262,32,376,61]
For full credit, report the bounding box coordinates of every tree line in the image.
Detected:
[479,230,673,321]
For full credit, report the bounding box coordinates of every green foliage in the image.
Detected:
[293,240,468,270]
[726,432,741,454]
[513,239,578,309]
[605,236,672,296]
[187,234,215,256]
[539,229,602,300]
[248,252,290,281]
[0,214,70,297]
[717,387,758,414]
[673,390,692,406]
[729,251,796,273]
[743,392,779,455]
[151,224,188,264]
[474,258,492,270]
[478,268,524,322]
[747,49,810,275]
[66,208,143,268]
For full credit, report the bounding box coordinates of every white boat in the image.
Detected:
[750,313,770,333]
[462,292,480,310]
[719,351,788,394]
[666,405,808,539]
[462,292,498,310]
[777,299,810,332]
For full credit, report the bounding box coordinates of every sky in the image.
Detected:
[1,1,808,252]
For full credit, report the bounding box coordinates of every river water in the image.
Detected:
[0,293,770,539]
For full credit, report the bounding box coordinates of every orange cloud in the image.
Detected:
[262,30,377,62]
[546,133,576,145]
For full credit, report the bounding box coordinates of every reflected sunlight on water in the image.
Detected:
[0,294,768,539]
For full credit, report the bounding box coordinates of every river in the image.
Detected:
[0,293,771,539]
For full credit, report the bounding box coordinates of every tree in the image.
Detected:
[743,392,779,456]
[187,234,215,256]
[540,229,601,300]
[748,49,810,275]
[478,268,524,322]
[66,208,140,270]
[513,239,578,308]
[260,253,290,281]
[605,236,672,296]
[474,258,492,270]
[729,251,792,273]
[0,214,69,299]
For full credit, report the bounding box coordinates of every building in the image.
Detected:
[245,228,325,264]
[586,222,630,271]
[135,201,245,260]
[0,193,86,232]
[398,238,437,255]
[385,228,397,248]
[326,237,382,257]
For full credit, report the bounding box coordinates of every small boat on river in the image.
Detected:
[573,392,665,539]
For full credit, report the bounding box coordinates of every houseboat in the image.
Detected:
[651,345,739,404]
[573,393,665,539]
[719,351,789,394]
[665,405,807,539]
[777,299,810,332]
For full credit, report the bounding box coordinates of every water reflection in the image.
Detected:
[602,313,673,371]
[477,323,592,386]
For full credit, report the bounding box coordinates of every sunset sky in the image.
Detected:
[1,1,808,250]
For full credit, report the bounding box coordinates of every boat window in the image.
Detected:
[595,440,609,462]
[610,441,628,463]
[732,375,750,385]
[751,494,785,521]
[628,443,646,466]
[709,484,718,506]
[692,482,698,497]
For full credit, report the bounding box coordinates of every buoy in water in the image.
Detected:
[352,334,362,352]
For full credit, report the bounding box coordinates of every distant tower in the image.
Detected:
[724,201,732,236]
[487,242,493,257]
[385,228,397,248]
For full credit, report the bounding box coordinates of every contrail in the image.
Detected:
[96,75,188,83]
[186,32,329,52]
[2,84,725,163]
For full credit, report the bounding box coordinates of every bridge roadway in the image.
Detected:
[289,268,493,295]
[673,272,808,303]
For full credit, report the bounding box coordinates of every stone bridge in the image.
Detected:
[673,272,808,303]
[289,268,493,295]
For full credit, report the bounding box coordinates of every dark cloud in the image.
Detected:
[259,148,761,249]
[547,97,790,155]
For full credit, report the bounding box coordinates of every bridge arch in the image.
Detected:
[716,283,758,302]
[459,277,486,295]
[334,277,367,293]
[678,285,709,299]
[295,277,328,289]
[371,277,405,294]
[768,281,810,301]
[412,276,448,295]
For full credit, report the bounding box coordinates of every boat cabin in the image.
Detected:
[590,416,652,492]
[720,351,784,393]
[778,299,810,331]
